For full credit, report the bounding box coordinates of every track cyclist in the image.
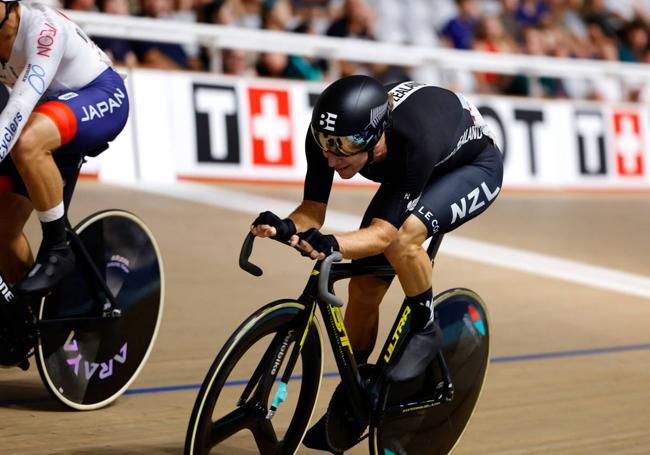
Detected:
[251,75,504,452]
[0,0,128,295]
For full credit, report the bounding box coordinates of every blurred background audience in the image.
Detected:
[45,0,650,100]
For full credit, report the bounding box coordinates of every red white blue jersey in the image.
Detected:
[0,2,113,162]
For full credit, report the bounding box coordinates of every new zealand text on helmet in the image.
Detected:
[310,75,391,157]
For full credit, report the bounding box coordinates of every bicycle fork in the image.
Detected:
[236,304,317,420]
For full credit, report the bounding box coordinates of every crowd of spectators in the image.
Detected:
[47,0,650,100]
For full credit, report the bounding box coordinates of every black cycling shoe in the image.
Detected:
[13,246,75,296]
[386,319,443,383]
[303,414,339,453]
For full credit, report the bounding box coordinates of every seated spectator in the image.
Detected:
[261,0,297,31]
[255,51,322,80]
[618,19,650,62]
[292,19,328,78]
[327,0,374,38]
[582,0,623,38]
[499,0,523,42]
[326,0,376,76]
[548,0,589,40]
[221,48,256,76]
[515,0,549,27]
[290,0,330,34]
[239,0,264,28]
[259,0,323,80]
[199,0,246,25]
[441,0,480,49]
[371,63,412,85]
[472,15,518,93]
[543,0,591,59]
[63,0,96,11]
[134,0,202,70]
[93,0,139,67]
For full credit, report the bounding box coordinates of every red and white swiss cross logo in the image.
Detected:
[248,88,293,167]
[612,111,644,177]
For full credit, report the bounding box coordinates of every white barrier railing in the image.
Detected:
[66,10,650,100]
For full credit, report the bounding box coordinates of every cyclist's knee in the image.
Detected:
[384,216,429,263]
[11,120,59,168]
[12,136,42,169]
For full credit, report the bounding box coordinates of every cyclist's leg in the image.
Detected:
[387,143,504,323]
[10,112,75,294]
[382,144,503,379]
[0,190,34,284]
[11,113,63,217]
[14,68,129,294]
[344,186,397,363]
[384,216,431,298]
[345,274,391,363]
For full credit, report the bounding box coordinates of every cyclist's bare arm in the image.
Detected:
[326,218,397,260]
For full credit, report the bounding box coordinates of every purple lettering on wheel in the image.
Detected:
[85,362,99,379]
[67,354,81,376]
[99,360,114,379]
[65,341,126,379]
[114,342,127,363]
[63,338,78,352]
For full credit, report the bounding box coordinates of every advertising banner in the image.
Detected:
[2,70,649,191]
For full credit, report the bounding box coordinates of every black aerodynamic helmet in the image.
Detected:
[310,75,391,156]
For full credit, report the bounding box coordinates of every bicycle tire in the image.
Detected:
[369,288,490,455]
[185,299,323,455]
[35,209,164,410]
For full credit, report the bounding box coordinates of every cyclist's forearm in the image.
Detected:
[288,200,326,232]
[337,221,397,259]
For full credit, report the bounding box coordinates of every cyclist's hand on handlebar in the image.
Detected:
[297,228,339,260]
[251,211,297,243]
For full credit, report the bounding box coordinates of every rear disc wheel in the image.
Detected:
[370,288,490,455]
[36,210,164,410]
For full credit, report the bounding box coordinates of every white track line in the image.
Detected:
[128,181,650,300]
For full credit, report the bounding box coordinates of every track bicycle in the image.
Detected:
[186,232,490,454]
[0,207,164,410]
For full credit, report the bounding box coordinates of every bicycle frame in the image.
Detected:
[36,225,122,335]
[239,232,454,426]
[0,219,123,362]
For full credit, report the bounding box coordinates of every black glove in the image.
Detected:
[298,228,339,256]
[252,211,296,242]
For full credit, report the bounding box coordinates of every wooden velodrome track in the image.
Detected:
[1,180,649,455]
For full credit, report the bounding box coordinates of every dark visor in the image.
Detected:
[310,125,378,156]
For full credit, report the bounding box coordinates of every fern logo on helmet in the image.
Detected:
[368,100,389,128]
[319,112,337,132]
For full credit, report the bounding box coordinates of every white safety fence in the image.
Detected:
[66,10,650,102]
